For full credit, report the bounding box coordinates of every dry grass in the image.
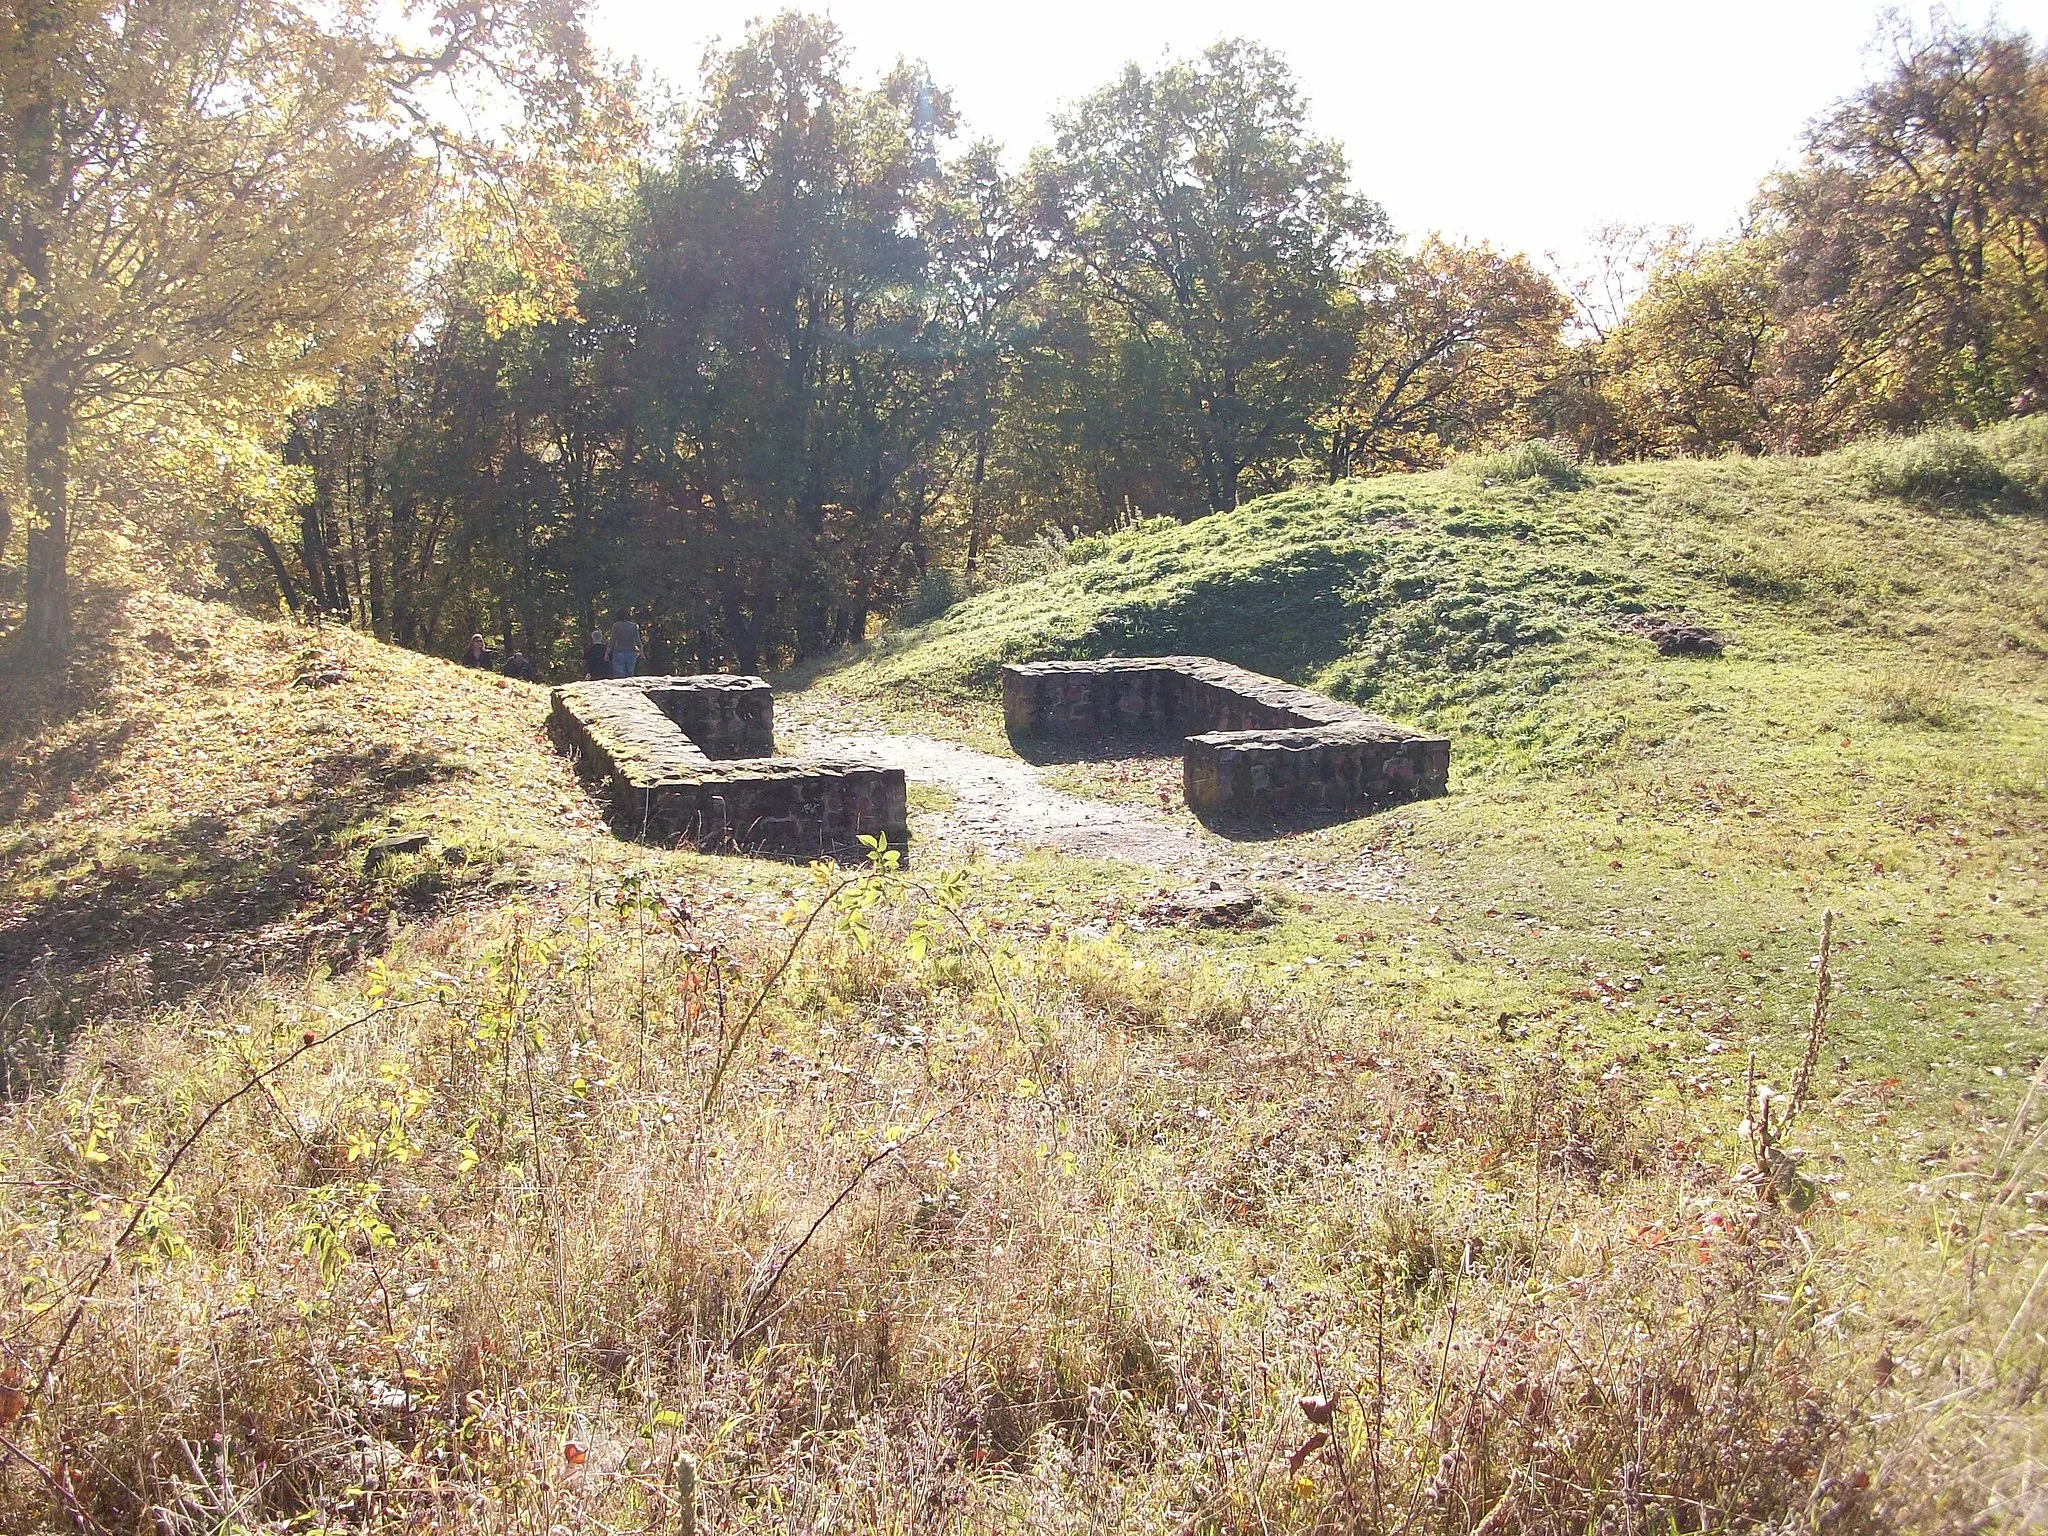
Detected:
[3,586,2047,1532]
[0,586,660,1075]
[1867,667,1971,730]
[3,872,2046,1532]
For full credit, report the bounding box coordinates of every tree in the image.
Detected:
[1571,20,2048,460]
[622,13,972,668]
[1767,18,2048,433]
[1035,40,1386,515]
[1323,238,1570,476]
[264,16,1055,677]
[0,0,608,664]
[271,182,642,665]
[924,142,1044,579]
[1593,233,1792,457]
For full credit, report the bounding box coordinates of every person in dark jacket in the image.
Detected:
[460,634,490,668]
[584,627,609,679]
[503,649,536,681]
[608,612,641,677]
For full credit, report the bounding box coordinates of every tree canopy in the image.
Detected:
[1034,40,1386,513]
[0,0,617,659]
[1,9,2041,676]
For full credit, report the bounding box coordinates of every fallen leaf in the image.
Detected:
[1288,1430,1329,1472]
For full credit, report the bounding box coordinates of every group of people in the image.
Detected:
[457,613,643,682]
[584,615,642,679]
[458,633,535,679]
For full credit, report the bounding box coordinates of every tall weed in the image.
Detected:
[1867,665,1970,728]
[1983,414,2048,508]
[2,865,2042,1533]
[1459,439,1586,491]
[1851,429,2015,512]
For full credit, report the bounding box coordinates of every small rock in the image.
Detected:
[1142,884,1267,928]
[1619,612,1726,657]
[364,833,430,867]
[1653,624,1725,657]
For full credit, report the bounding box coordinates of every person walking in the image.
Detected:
[608,612,641,678]
[460,634,490,668]
[583,627,609,680]
[503,648,536,681]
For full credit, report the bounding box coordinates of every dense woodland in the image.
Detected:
[2,6,2044,674]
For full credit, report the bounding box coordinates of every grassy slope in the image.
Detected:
[816,450,2048,1087]
[3,592,619,1011]
[1,447,2046,1532]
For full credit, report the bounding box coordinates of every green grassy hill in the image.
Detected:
[829,433,2048,773]
[4,433,2047,1533]
[815,434,2048,1088]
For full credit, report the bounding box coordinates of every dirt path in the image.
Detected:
[782,722,1413,899]
[786,727,1204,867]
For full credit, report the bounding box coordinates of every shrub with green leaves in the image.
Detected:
[1460,438,1586,491]
[1854,429,2014,511]
[901,567,970,624]
[979,526,1074,588]
[1983,415,2048,509]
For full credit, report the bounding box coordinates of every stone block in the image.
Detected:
[1182,722,1451,818]
[1001,656,1448,820]
[637,675,775,758]
[549,678,906,854]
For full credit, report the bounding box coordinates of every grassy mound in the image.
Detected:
[3,435,2047,1531]
[823,434,2048,772]
[0,589,620,1026]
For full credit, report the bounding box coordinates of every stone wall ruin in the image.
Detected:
[1002,656,1449,819]
[549,676,907,854]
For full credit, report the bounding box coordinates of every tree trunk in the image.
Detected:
[21,371,72,660]
[248,523,302,613]
[963,426,989,580]
[299,500,333,613]
[723,595,760,675]
[16,18,73,665]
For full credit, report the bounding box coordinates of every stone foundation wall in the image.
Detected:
[610,757,908,852]
[549,679,906,854]
[1183,723,1452,819]
[1002,657,1449,819]
[1001,657,1187,737]
[548,682,712,781]
[1168,658,1357,733]
[638,675,774,759]
[1001,655,1360,737]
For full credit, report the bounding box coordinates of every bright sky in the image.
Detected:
[590,0,2048,267]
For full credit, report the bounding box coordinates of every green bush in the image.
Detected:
[1461,438,1585,491]
[979,527,1073,588]
[900,567,969,624]
[897,529,1082,626]
[1983,415,2048,509]
[1067,513,1176,564]
[1854,429,2014,512]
